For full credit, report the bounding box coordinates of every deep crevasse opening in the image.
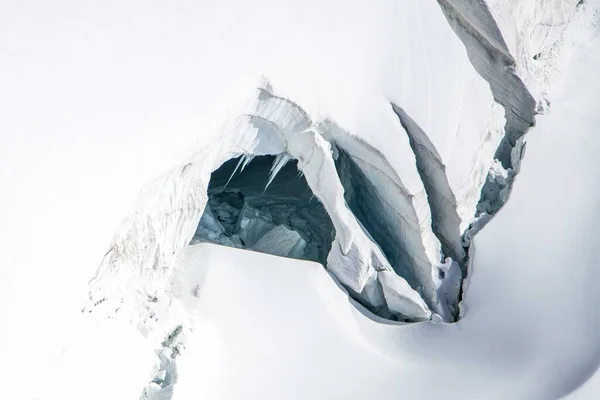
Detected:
[191,155,335,265]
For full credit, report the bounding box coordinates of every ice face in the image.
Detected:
[333,145,440,314]
[252,226,307,260]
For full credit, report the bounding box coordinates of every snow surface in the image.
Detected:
[1,0,599,399]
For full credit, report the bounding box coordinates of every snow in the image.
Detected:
[485,0,582,98]
[1,0,599,398]
[251,225,307,259]
[36,316,156,400]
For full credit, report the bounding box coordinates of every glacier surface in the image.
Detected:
[1,0,599,399]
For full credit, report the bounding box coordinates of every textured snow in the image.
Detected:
[485,0,582,98]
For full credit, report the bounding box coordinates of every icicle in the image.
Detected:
[225,156,246,187]
[264,153,291,191]
[240,154,255,173]
[225,154,256,187]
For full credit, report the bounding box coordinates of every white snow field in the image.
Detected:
[1,0,600,399]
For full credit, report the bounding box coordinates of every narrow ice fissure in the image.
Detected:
[436,0,538,225]
[429,0,581,311]
[139,325,183,400]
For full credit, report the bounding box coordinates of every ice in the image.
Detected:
[331,140,441,314]
[251,225,307,259]
[189,205,226,244]
[199,155,335,266]
[378,270,432,321]
[265,153,292,190]
[437,0,583,245]
[236,203,276,248]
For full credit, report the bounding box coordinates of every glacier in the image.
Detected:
[1,0,599,399]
